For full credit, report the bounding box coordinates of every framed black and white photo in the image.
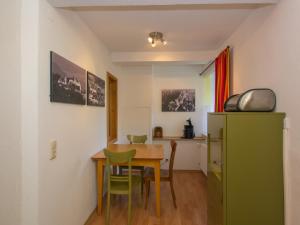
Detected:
[50,51,86,105]
[162,89,195,112]
[87,72,105,107]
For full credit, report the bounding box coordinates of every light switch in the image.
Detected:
[50,140,57,160]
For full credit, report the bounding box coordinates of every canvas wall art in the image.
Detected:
[162,89,195,112]
[50,52,86,105]
[87,72,105,107]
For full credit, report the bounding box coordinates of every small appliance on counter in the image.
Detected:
[183,118,195,139]
[153,126,163,138]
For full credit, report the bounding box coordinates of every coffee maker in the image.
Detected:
[183,118,195,139]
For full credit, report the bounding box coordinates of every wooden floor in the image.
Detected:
[87,171,207,225]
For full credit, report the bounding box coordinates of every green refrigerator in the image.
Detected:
[207,112,285,225]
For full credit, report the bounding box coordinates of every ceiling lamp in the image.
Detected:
[148,32,167,47]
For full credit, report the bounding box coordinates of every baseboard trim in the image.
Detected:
[84,207,97,225]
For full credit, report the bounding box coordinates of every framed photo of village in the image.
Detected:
[50,51,86,105]
[87,72,105,107]
[162,89,195,112]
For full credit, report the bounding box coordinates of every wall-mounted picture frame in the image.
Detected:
[162,89,195,112]
[87,71,105,107]
[50,51,86,105]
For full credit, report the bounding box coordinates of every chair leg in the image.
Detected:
[105,193,111,225]
[128,191,132,225]
[141,169,144,196]
[144,180,150,209]
[170,180,177,208]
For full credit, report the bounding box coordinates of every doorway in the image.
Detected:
[107,72,118,144]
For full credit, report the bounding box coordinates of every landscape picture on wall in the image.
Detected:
[87,72,105,107]
[50,51,86,105]
[162,89,195,112]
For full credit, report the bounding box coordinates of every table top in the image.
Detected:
[92,144,164,160]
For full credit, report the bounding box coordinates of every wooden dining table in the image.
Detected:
[91,144,164,217]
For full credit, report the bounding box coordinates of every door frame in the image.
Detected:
[107,72,118,144]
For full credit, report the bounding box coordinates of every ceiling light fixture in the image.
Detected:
[148,32,167,47]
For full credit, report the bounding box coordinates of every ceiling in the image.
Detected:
[47,0,278,64]
[76,6,257,52]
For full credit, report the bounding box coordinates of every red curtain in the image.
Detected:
[215,47,230,112]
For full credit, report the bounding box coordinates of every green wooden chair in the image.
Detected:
[127,135,147,144]
[104,149,140,225]
[119,135,147,194]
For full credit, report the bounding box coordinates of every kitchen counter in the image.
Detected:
[152,136,206,142]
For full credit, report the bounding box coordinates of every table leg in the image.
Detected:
[97,160,104,215]
[154,161,161,217]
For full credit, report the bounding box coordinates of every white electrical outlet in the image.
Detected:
[50,140,57,160]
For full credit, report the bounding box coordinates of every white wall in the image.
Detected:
[152,65,204,137]
[118,66,153,143]
[118,64,206,141]
[21,0,39,224]
[38,1,120,225]
[221,0,300,224]
[0,1,22,225]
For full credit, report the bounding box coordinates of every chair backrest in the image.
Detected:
[127,135,147,144]
[104,149,136,184]
[104,149,136,164]
[169,140,177,178]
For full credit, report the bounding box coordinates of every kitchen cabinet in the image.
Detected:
[200,143,207,175]
[208,112,285,225]
[153,138,206,171]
